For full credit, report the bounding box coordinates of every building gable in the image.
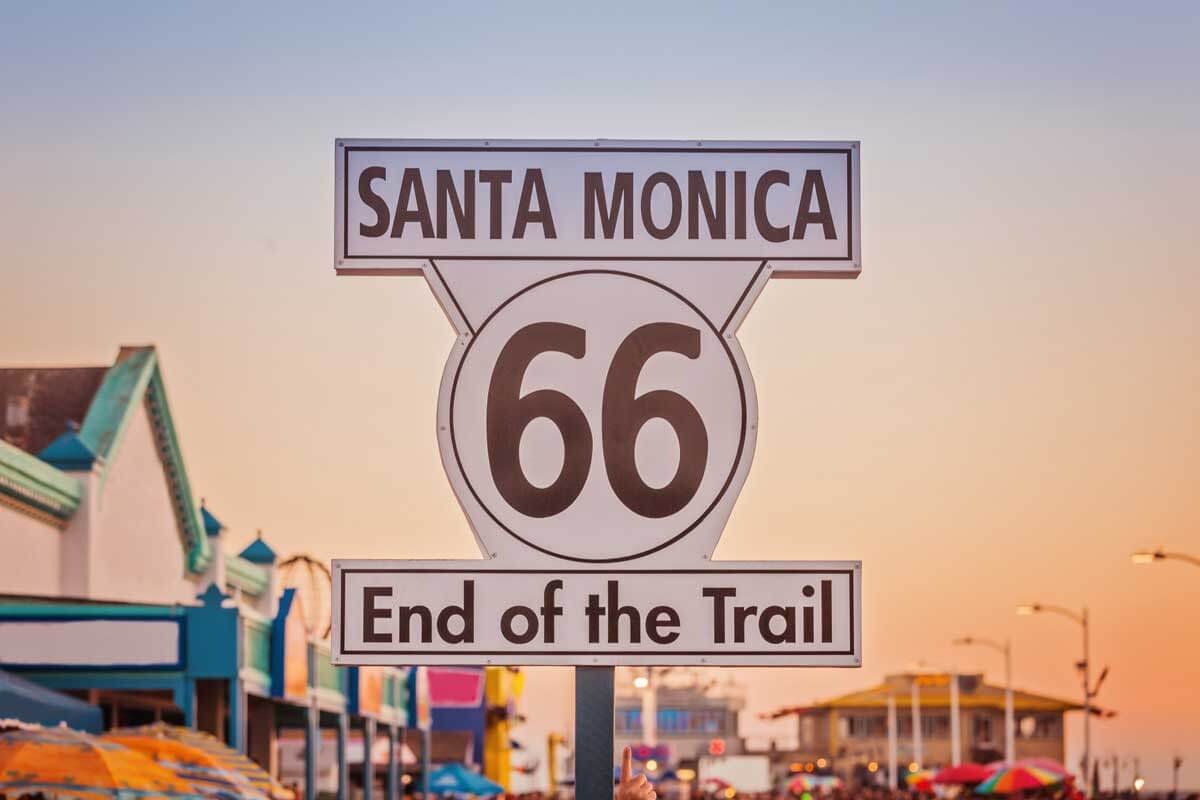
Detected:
[90,401,196,602]
[76,348,210,574]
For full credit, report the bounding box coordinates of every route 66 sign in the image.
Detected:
[331,140,862,666]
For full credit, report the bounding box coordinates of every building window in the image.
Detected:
[1019,714,1060,739]
[800,717,815,745]
[646,708,728,735]
[922,714,950,739]
[846,715,887,739]
[616,709,643,733]
[5,397,29,429]
[974,715,995,743]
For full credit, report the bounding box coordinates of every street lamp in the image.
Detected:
[1131,548,1200,568]
[953,637,1014,764]
[1017,603,1105,796]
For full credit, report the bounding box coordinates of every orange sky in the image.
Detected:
[1,2,1197,789]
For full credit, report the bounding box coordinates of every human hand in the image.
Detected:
[617,746,656,800]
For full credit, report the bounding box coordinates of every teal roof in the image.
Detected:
[200,504,225,536]
[38,424,98,471]
[76,347,211,574]
[0,438,81,520]
[239,535,277,565]
[226,554,269,596]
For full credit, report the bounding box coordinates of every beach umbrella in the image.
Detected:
[699,777,732,795]
[0,726,204,800]
[985,759,1070,778]
[788,774,842,793]
[106,723,293,800]
[975,763,1064,794]
[427,762,505,796]
[934,763,994,785]
[106,731,271,800]
[1019,758,1071,778]
[906,769,935,792]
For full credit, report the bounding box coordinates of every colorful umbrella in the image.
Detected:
[934,763,995,785]
[788,774,842,793]
[906,769,935,792]
[1015,758,1071,778]
[699,777,732,794]
[0,726,204,800]
[976,763,1064,794]
[106,723,293,800]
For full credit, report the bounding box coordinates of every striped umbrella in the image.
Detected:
[934,763,994,785]
[0,726,204,800]
[106,724,293,800]
[105,733,272,800]
[976,763,1065,794]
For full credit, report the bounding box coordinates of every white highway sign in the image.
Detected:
[331,139,862,667]
[335,140,859,274]
[335,565,858,667]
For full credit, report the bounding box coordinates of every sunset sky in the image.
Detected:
[2,1,1197,789]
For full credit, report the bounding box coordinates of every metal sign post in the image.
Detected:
[575,667,615,800]
[329,138,864,800]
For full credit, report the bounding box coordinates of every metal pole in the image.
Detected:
[1004,641,1015,764]
[950,671,961,766]
[306,698,319,800]
[337,713,349,800]
[576,667,615,800]
[911,681,923,769]
[421,727,432,798]
[887,693,898,789]
[387,725,399,800]
[1082,608,1091,797]
[364,718,376,800]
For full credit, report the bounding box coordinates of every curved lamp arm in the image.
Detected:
[1131,549,1200,568]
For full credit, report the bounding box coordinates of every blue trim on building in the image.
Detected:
[270,587,296,700]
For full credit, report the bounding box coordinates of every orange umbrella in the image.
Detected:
[104,733,271,800]
[106,723,293,800]
[0,726,203,800]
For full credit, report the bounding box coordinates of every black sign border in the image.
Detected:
[338,567,857,659]
[447,269,749,564]
[341,145,855,262]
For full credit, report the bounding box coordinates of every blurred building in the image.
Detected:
[766,671,1080,783]
[0,346,416,800]
[615,668,746,772]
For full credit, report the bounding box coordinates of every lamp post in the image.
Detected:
[1102,754,1120,794]
[953,637,1014,764]
[1017,603,1101,796]
[1131,548,1200,569]
[887,693,899,790]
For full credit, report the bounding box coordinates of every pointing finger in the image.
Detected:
[621,746,633,784]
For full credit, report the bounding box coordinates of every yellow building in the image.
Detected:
[766,672,1081,783]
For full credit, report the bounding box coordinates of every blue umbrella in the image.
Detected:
[428,763,505,797]
[0,668,102,732]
